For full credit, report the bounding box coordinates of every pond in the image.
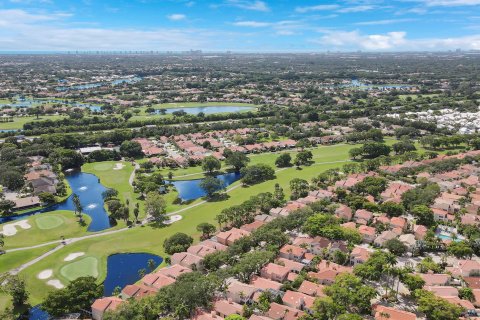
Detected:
[0,96,102,112]
[168,172,241,201]
[56,77,142,91]
[158,105,255,115]
[0,171,111,232]
[103,253,163,296]
[27,253,163,319]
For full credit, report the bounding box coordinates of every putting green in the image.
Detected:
[35,215,64,230]
[60,257,99,281]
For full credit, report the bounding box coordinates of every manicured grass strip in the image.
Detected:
[2,211,90,250]
[60,256,99,281]
[35,215,64,230]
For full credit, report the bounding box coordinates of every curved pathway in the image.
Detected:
[5,159,350,273]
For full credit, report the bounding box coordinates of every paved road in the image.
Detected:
[4,159,349,273]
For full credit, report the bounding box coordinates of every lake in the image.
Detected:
[168,172,241,201]
[0,96,102,112]
[0,171,111,232]
[159,105,255,115]
[56,77,142,91]
[103,253,163,295]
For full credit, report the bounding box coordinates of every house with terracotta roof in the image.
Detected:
[350,246,370,265]
[157,264,192,279]
[374,230,397,247]
[250,275,283,291]
[267,302,305,320]
[413,224,428,240]
[279,244,306,262]
[390,216,407,230]
[216,228,251,246]
[212,299,243,318]
[373,305,416,320]
[335,204,353,221]
[358,225,376,243]
[121,284,156,299]
[277,258,304,274]
[141,272,176,290]
[418,273,451,286]
[91,297,124,320]
[282,290,315,311]
[187,244,220,258]
[261,263,290,282]
[192,310,224,320]
[354,209,373,225]
[171,252,204,270]
[298,280,326,298]
[424,285,459,298]
[240,220,265,232]
[446,260,480,277]
[200,239,228,251]
[226,279,260,304]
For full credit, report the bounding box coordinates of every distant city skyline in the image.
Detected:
[0,0,479,52]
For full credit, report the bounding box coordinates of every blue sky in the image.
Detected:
[0,0,479,51]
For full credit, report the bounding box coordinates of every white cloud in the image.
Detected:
[421,0,480,6]
[295,5,340,13]
[355,18,416,25]
[224,0,269,12]
[167,14,186,21]
[337,5,375,13]
[315,29,480,51]
[233,21,271,27]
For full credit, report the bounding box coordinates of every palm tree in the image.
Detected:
[385,253,398,297]
[0,234,4,249]
[72,194,83,222]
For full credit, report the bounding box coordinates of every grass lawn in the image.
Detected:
[0,244,58,274]
[0,115,66,130]
[60,256,99,281]
[2,211,91,250]
[151,102,256,109]
[82,161,143,219]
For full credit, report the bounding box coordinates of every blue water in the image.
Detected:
[0,171,111,232]
[28,305,50,320]
[0,97,102,112]
[159,106,254,115]
[169,172,241,201]
[28,253,163,319]
[103,253,163,296]
[56,77,141,91]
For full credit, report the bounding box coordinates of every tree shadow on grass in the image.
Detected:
[203,193,230,202]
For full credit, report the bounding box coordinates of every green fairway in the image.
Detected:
[60,256,99,281]
[35,215,64,230]
[0,115,67,130]
[2,211,91,250]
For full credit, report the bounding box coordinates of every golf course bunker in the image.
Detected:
[47,279,64,289]
[35,215,64,230]
[113,163,125,170]
[64,252,85,262]
[60,256,98,281]
[0,220,31,236]
[37,269,53,280]
[164,215,183,225]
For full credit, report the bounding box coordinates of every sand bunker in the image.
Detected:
[0,220,31,236]
[37,269,53,280]
[47,279,64,289]
[164,215,183,225]
[64,252,85,262]
[113,163,125,170]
